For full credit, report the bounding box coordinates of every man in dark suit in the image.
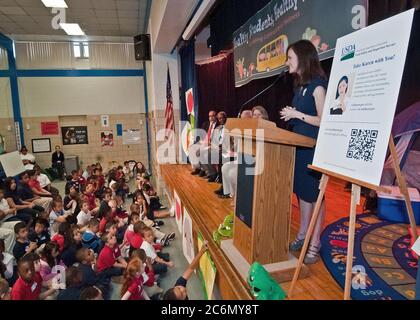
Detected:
[189,110,218,175]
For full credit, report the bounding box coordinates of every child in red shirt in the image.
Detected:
[83,183,99,216]
[11,258,56,300]
[96,232,127,277]
[120,257,149,300]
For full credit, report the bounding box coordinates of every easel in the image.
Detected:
[289,136,418,300]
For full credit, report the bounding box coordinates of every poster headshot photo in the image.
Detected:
[101,131,114,147]
[329,74,355,115]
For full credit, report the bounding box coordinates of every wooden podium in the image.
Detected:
[221,118,316,282]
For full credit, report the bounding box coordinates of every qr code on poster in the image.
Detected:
[346,129,378,162]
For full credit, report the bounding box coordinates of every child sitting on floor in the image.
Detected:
[11,257,56,300]
[96,232,127,278]
[140,227,173,275]
[120,257,149,300]
[81,219,101,254]
[63,186,80,215]
[13,222,38,262]
[39,242,64,283]
[28,218,50,248]
[83,183,99,217]
[76,201,92,232]
[130,249,163,299]
[49,199,72,237]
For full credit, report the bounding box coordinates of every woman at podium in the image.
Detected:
[280,40,328,264]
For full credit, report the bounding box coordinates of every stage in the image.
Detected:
[160,164,365,300]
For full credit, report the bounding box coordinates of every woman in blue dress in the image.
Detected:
[280,40,328,264]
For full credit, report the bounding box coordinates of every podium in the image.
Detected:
[221,118,316,282]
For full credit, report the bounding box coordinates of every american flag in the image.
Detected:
[164,66,175,141]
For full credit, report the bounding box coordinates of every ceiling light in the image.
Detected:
[41,0,68,8]
[60,23,85,36]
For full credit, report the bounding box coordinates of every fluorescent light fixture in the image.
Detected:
[41,0,68,8]
[60,23,85,36]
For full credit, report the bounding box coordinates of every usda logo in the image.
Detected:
[341,44,356,61]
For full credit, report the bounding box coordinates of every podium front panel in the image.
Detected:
[235,153,255,228]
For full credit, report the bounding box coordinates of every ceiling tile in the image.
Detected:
[21,7,51,16]
[8,14,34,22]
[91,0,115,10]
[15,0,41,6]
[97,16,118,24]
[66,8,96,17]
[0,6,27,15]
[116,0,139,11]
[118,18,137,25]
[66,0,93,9]
[0,0,17,6]
[117,10,137,18]
[94,9,117,18]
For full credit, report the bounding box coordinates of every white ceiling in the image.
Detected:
[0,0,152,39]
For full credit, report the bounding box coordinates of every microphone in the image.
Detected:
[237,69,287,118]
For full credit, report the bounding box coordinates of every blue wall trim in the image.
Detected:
[17,69,144,77]
[0,33,24,147]
[0,70,9,77]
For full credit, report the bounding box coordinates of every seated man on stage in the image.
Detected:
[188,110,218,176]
[200,111,228,183]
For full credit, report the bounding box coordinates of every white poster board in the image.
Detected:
[174,190,183,234]
[182,208,194,264]
[313,9,414,186]
[101,115,109,127]
[0,151,26,177]
[122,129,141,145]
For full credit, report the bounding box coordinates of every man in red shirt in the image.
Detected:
[97,233,127,277]
[11,258,56,300]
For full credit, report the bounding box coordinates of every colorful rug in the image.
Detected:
[320,214,418,300]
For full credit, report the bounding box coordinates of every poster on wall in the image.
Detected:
[122,129,141,145]
[41,122,59,135]
[32,138,51,153]
[197,232,217,300]
[233,0,368,87]
[174,190,183,234]
[101,115,109,128]
[312,10,414,187]
[182,208,194,264]
[181,88,195,158]
[101,131,114,147]
[61,126,88,145]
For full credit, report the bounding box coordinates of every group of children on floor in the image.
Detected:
[0,160,206,300]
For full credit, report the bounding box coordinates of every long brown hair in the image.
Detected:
[287,40,326,87]
[120,257,143,298]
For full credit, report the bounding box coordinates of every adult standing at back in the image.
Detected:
[279,40,328,264]
[52,145,65,180]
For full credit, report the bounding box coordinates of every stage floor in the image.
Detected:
[160,164,365,300]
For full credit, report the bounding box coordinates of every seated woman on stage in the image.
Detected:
[280,40,328,264]
[252,105,269,120]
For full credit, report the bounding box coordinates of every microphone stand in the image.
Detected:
[237,69,287,118]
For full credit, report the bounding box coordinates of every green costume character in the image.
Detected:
[247,262,286,300]
[217,213,234,238]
